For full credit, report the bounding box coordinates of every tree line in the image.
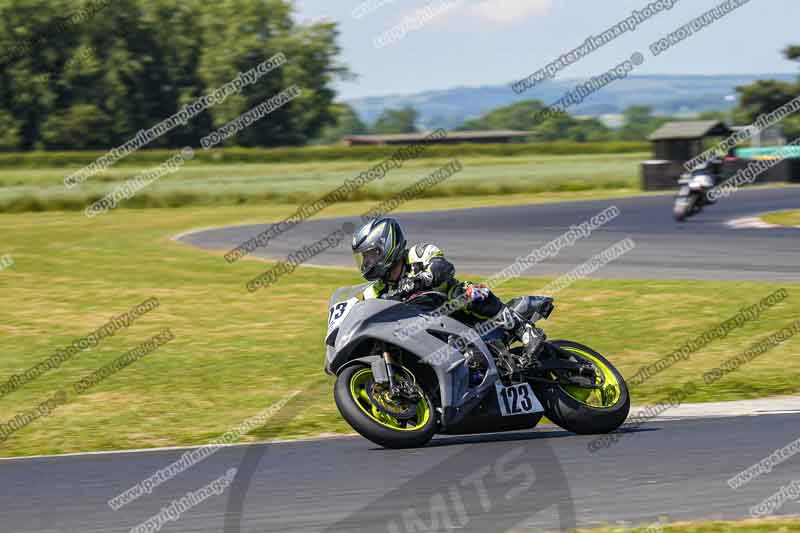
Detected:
[1,0,798,150]
[0,0,346,150]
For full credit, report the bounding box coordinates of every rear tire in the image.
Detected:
[534,341,630,435]
[334,364,437,449]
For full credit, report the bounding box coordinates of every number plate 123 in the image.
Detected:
[495,382,544,417]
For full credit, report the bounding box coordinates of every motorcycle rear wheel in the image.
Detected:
[334,364,437,448]
[534,340,630,435]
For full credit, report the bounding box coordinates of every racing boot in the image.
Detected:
[492,307,546,368]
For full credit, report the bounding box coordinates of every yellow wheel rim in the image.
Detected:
[349,368,431,431]
[559,346,621,408]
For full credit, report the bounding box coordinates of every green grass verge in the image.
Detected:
[0,141,650,168]
[0,198,797,457]
[0,152,645,213]
[575,518,800,532]
[761,209,800,227]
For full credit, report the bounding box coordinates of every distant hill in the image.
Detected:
[346,74,798,130]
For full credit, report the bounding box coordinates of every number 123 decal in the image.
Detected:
[495,382,544,417]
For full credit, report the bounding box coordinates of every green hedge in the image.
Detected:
[0,141,649,168]
[0,177,636,214]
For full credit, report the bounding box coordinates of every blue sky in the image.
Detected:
[292,0,800,99]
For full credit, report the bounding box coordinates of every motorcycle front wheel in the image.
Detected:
[534,340,630,435]
[334,364,437,448]
[673,193,698,221]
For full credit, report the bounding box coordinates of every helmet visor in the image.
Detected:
[354,247,384,275]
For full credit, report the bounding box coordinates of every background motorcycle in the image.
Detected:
[324,283,630,448]
[673,160,722,221]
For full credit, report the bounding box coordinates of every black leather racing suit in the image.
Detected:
[375,243,507,325]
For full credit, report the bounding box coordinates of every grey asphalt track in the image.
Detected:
[178,186,800,282]
[2,415,800,532]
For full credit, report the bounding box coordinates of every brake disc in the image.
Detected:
[366,382,419,420]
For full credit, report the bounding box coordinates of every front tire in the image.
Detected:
[534,340,630,435]
[334,364,437,449]
[673,193,697,221]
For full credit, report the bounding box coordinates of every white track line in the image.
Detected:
[2,396,799,462]
[726,216,783,229]
[636,395,800,422]
[0,434,359,462]
[726,216,800,229]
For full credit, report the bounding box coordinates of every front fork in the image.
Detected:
[383,349,397,389]
[368,343,394,387]
[375,345,419,402]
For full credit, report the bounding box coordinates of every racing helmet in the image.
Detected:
[351,217,407,281]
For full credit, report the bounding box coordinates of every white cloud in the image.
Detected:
[468,0,552,24]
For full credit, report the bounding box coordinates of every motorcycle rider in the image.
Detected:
[684,155,724,206]
[705,155,725,203]
[351,217,538,354]
[709,154,725,176]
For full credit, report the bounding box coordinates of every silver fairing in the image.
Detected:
[690,173,714,190]
[324,284,500,414]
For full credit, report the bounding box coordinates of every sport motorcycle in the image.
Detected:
[324,283,630,448]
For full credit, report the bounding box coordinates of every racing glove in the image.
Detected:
[465,282,490,302]
[397,276,419,296]
[397,271,434,297]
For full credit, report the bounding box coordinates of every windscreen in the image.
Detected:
[329,282,375,307]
